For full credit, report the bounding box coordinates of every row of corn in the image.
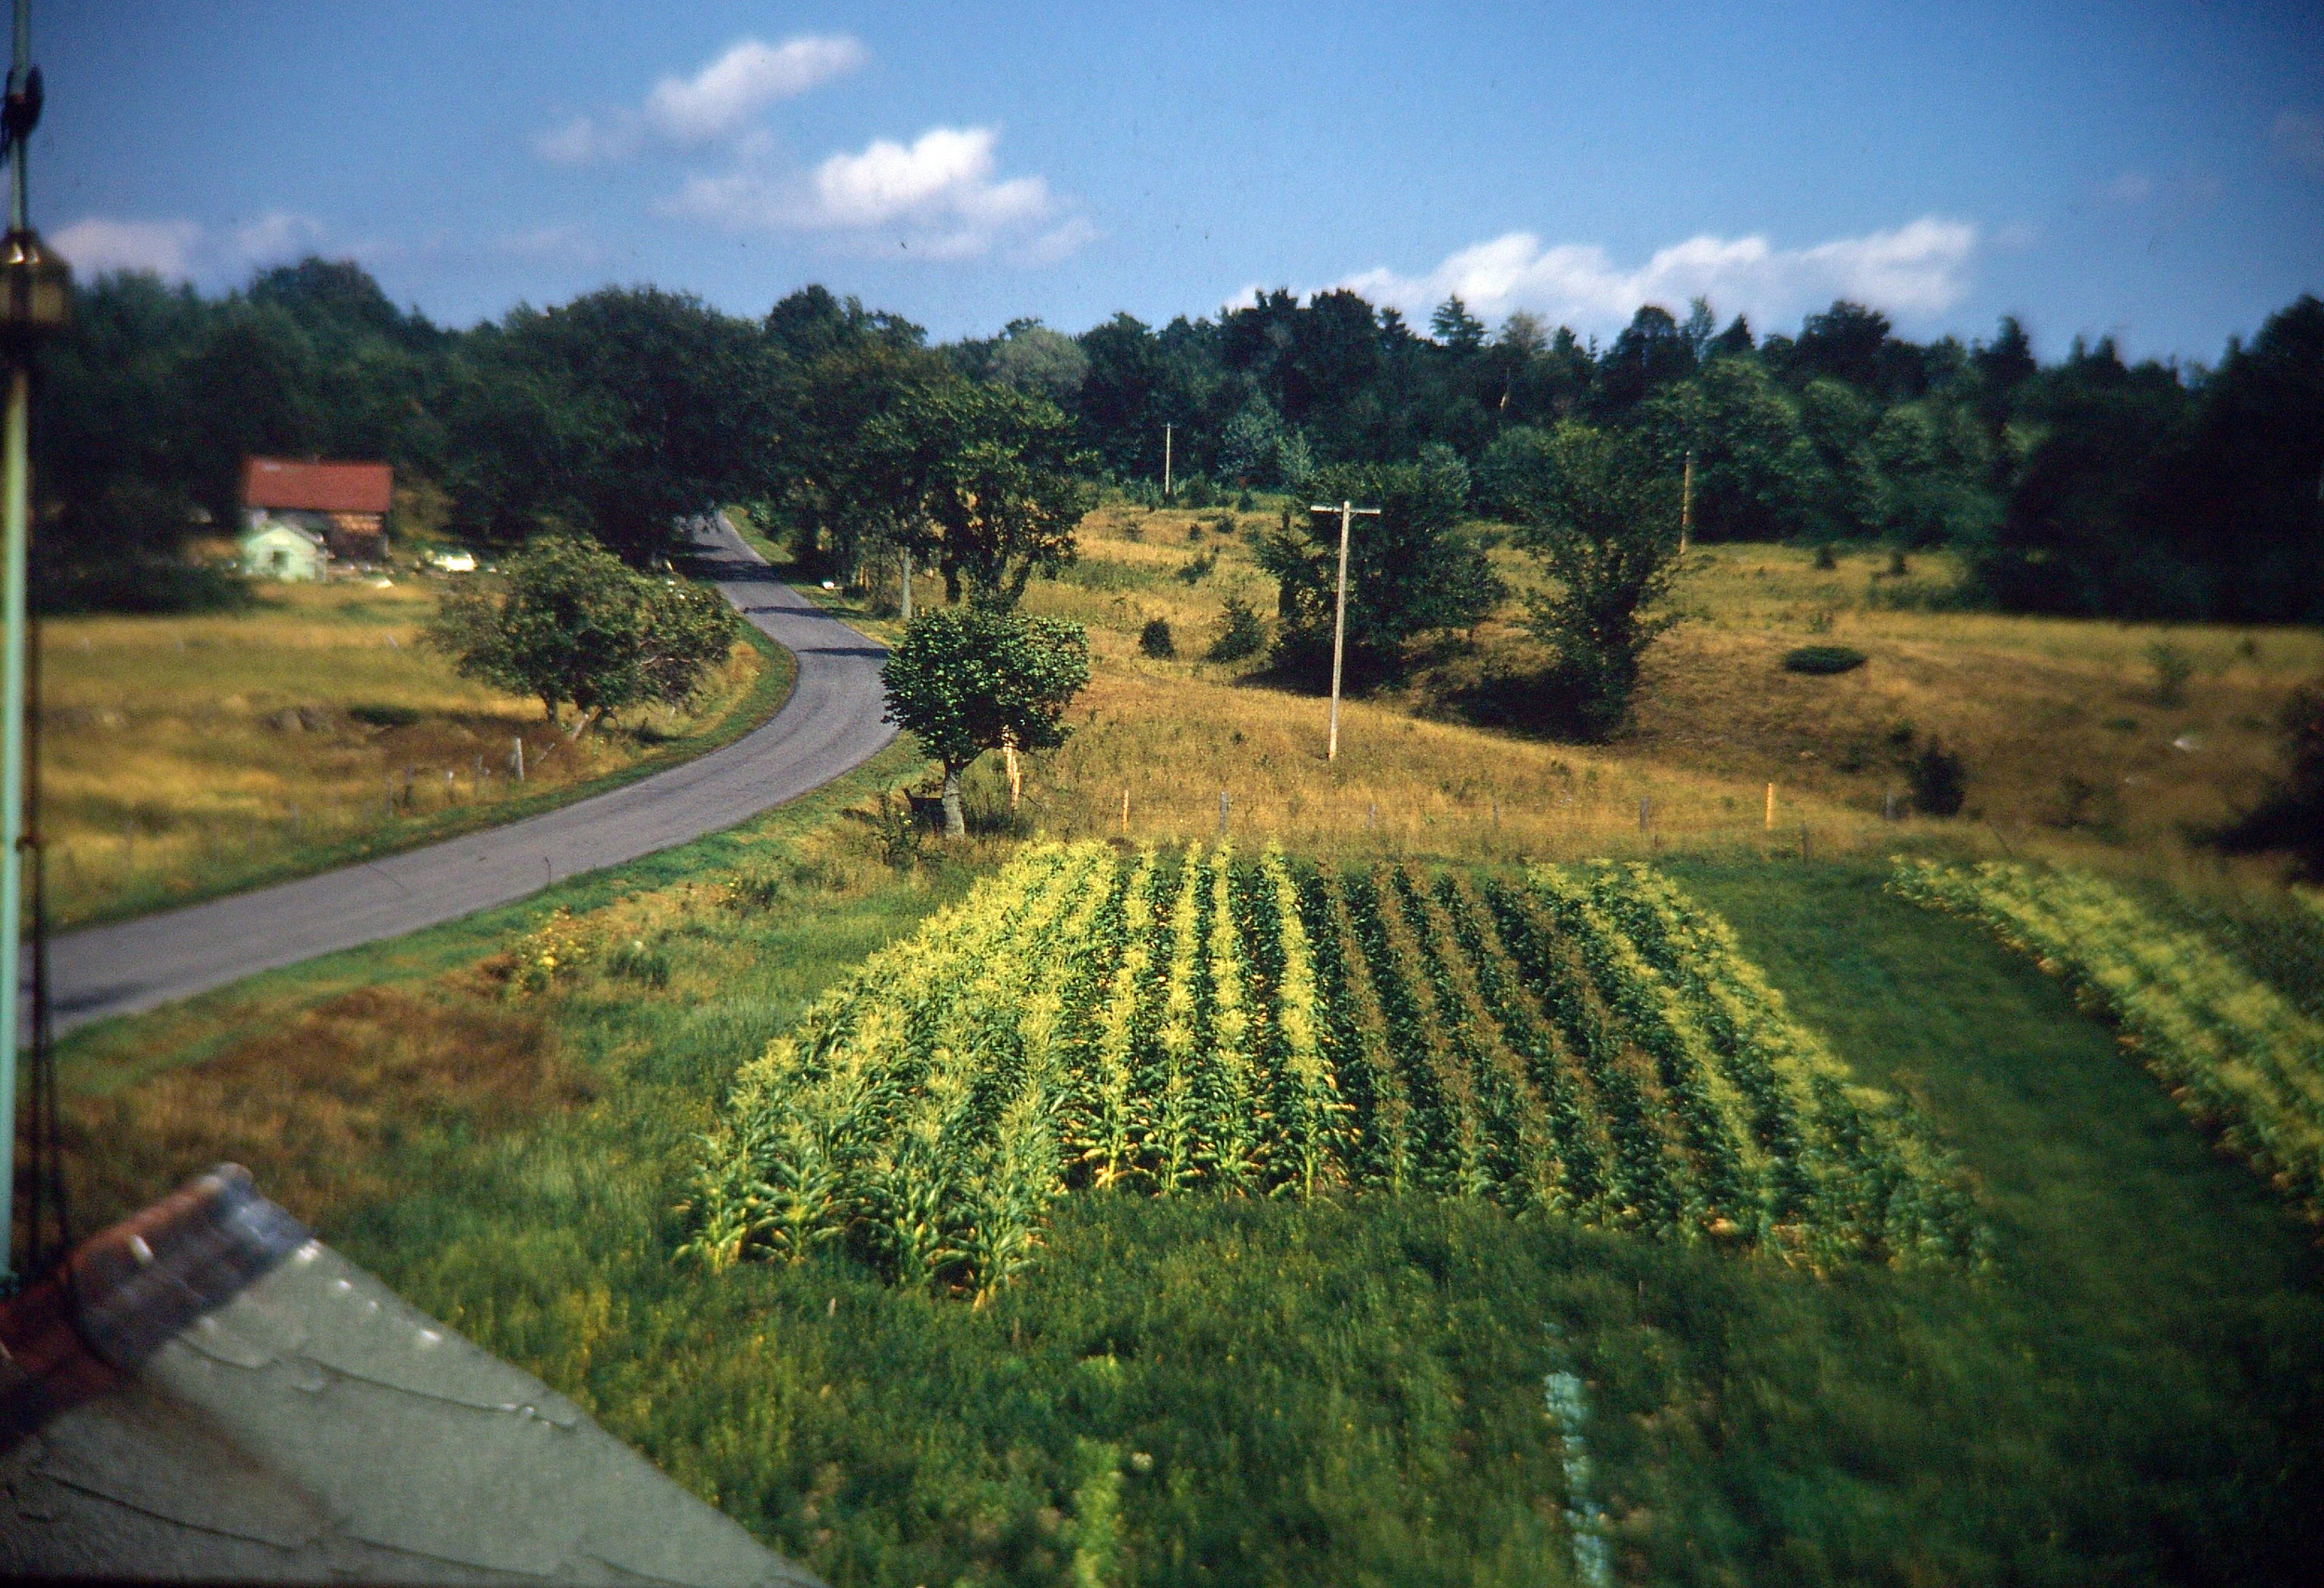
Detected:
[681,842,1981,1298]
[1893,859,2324,1225]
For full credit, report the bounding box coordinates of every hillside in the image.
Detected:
[793,497,2320,880]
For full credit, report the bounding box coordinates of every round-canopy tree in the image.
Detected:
[424,534,738,735]
[1507,422,1684,741]
[881,607,1090,835]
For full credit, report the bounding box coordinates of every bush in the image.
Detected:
[1783,644,1868,675]
[1908,740,1967,816]
[1236,490,1256,511]
[2146,641,2194,707]
[1140,618,1176,659]
[1814,543,1841,570]
[1179,475,1218,509]
[1207,595,1268,662]
[2212,680,2324,879]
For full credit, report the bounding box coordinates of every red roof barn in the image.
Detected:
[240,457,395,564]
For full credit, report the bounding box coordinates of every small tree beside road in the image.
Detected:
[425,535,738,735]
[881,607,1090,835]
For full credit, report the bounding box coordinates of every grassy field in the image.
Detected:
[45,507,2324,1583]
[39,569,788,929]
[49,759,2324,1584]
[862,498,2315,884]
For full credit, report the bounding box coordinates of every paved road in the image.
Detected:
[49,517,897,1035]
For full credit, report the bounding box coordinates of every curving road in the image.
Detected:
[49,516,898,1036]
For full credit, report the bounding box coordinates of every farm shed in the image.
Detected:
[236,519,327,582]
[241,457,395,566]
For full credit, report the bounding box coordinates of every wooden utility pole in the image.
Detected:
[1163,424,1173,503]
[900,547,913,623]
[1310,499,1380,761]
[1680,450,1695,554]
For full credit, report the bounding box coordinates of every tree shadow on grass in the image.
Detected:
[1427,662,1602,745]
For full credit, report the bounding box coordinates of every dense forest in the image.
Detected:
[35,257,2324,623]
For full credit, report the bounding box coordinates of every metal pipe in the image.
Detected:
[0,361,26,1278]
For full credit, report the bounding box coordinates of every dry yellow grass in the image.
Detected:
[40,573,769,927]
[995,658,1889,866]
[955,501,2321,882]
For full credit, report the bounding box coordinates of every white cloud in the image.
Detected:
[1014,216,1101,267]
[646,35,864,143]
[52,217,200,277]
[667,124,1088,263]
[49,210,336,284]
[536,33,864,164]
[2272,109,2324,173]
[1336,217,1978,336]
[535,114,626,165]
[811,126,1049,231]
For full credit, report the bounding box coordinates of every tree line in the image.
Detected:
[38,256,2322,626]
[1038,289,2322,626]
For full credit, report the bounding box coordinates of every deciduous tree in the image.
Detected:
[1507,424,1684,740]
[424,535,738,735]
[880,608,1090,835]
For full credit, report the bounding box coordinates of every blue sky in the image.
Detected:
[37,1,2324,361]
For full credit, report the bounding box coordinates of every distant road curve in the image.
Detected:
[50,515,898,1036]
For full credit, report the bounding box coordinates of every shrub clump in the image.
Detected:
[1139,617,1176,659]
[1782,644,1868,675]
[1908,740,1968,816]
[1206,595,1268,663]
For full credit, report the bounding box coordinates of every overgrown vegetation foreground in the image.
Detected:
[683,843,1979,1299]
[47,765,2324,1586]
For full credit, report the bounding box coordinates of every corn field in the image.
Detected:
[681,841,1981,1299]
[1893,859,2324,1225]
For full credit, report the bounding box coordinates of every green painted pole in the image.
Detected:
[0,0,35,1279]
[0,362,23,1279]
